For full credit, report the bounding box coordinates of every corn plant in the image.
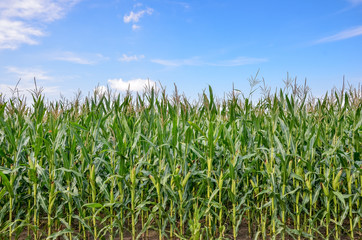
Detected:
[0,82,361,240]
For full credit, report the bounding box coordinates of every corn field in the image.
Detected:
[0,83,361,240]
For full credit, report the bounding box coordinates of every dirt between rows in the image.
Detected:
[16,220,359,240]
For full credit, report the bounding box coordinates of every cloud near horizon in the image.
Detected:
[151,56,267,67]
[0,0,81,50]
[108,78,157,92]
[1,66,59,98]
[6,66,52,81]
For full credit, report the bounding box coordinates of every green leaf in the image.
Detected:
[0,187,7,199]
[69,121,88,131]
[46,228,73,239]
[188,121,206,139]
[0,170,14,198]
[333,191,346,207]
[83,203,103,209]
[55,168,82,177]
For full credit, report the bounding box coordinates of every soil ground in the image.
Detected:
[15,220,359,240]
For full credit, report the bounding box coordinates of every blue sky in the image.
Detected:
[0,0,361,100]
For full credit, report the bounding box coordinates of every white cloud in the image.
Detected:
[123,7,153,30]
[151,56,267,67]
[123,8,153,23]
[108,78,157,92]
[0,0,81,50]
[119,54,145,62]
[315,26,362,44]
[0,19,44,49]
[54,51,107,65]
[0,0,81,22]
[132,24,141,30]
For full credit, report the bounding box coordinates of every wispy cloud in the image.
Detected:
[133,3,143,8]
[151,56,267,67]
[151,57,202,67]
[315,26,362,44]
[54,51,108,65]
[6,66,52,80]
[167,1,190,9]
[346,0,362,5]
[108,78,157,92]
[119,54,145,62]
[337,0,362,13]
[0,82,59,98]
[123,7,153,30]
[212,57,268,67]
[0,0,81,50]
[132,24,141,30]
[1,66,59,98]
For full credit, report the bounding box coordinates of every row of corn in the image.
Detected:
[0,85,361,239]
